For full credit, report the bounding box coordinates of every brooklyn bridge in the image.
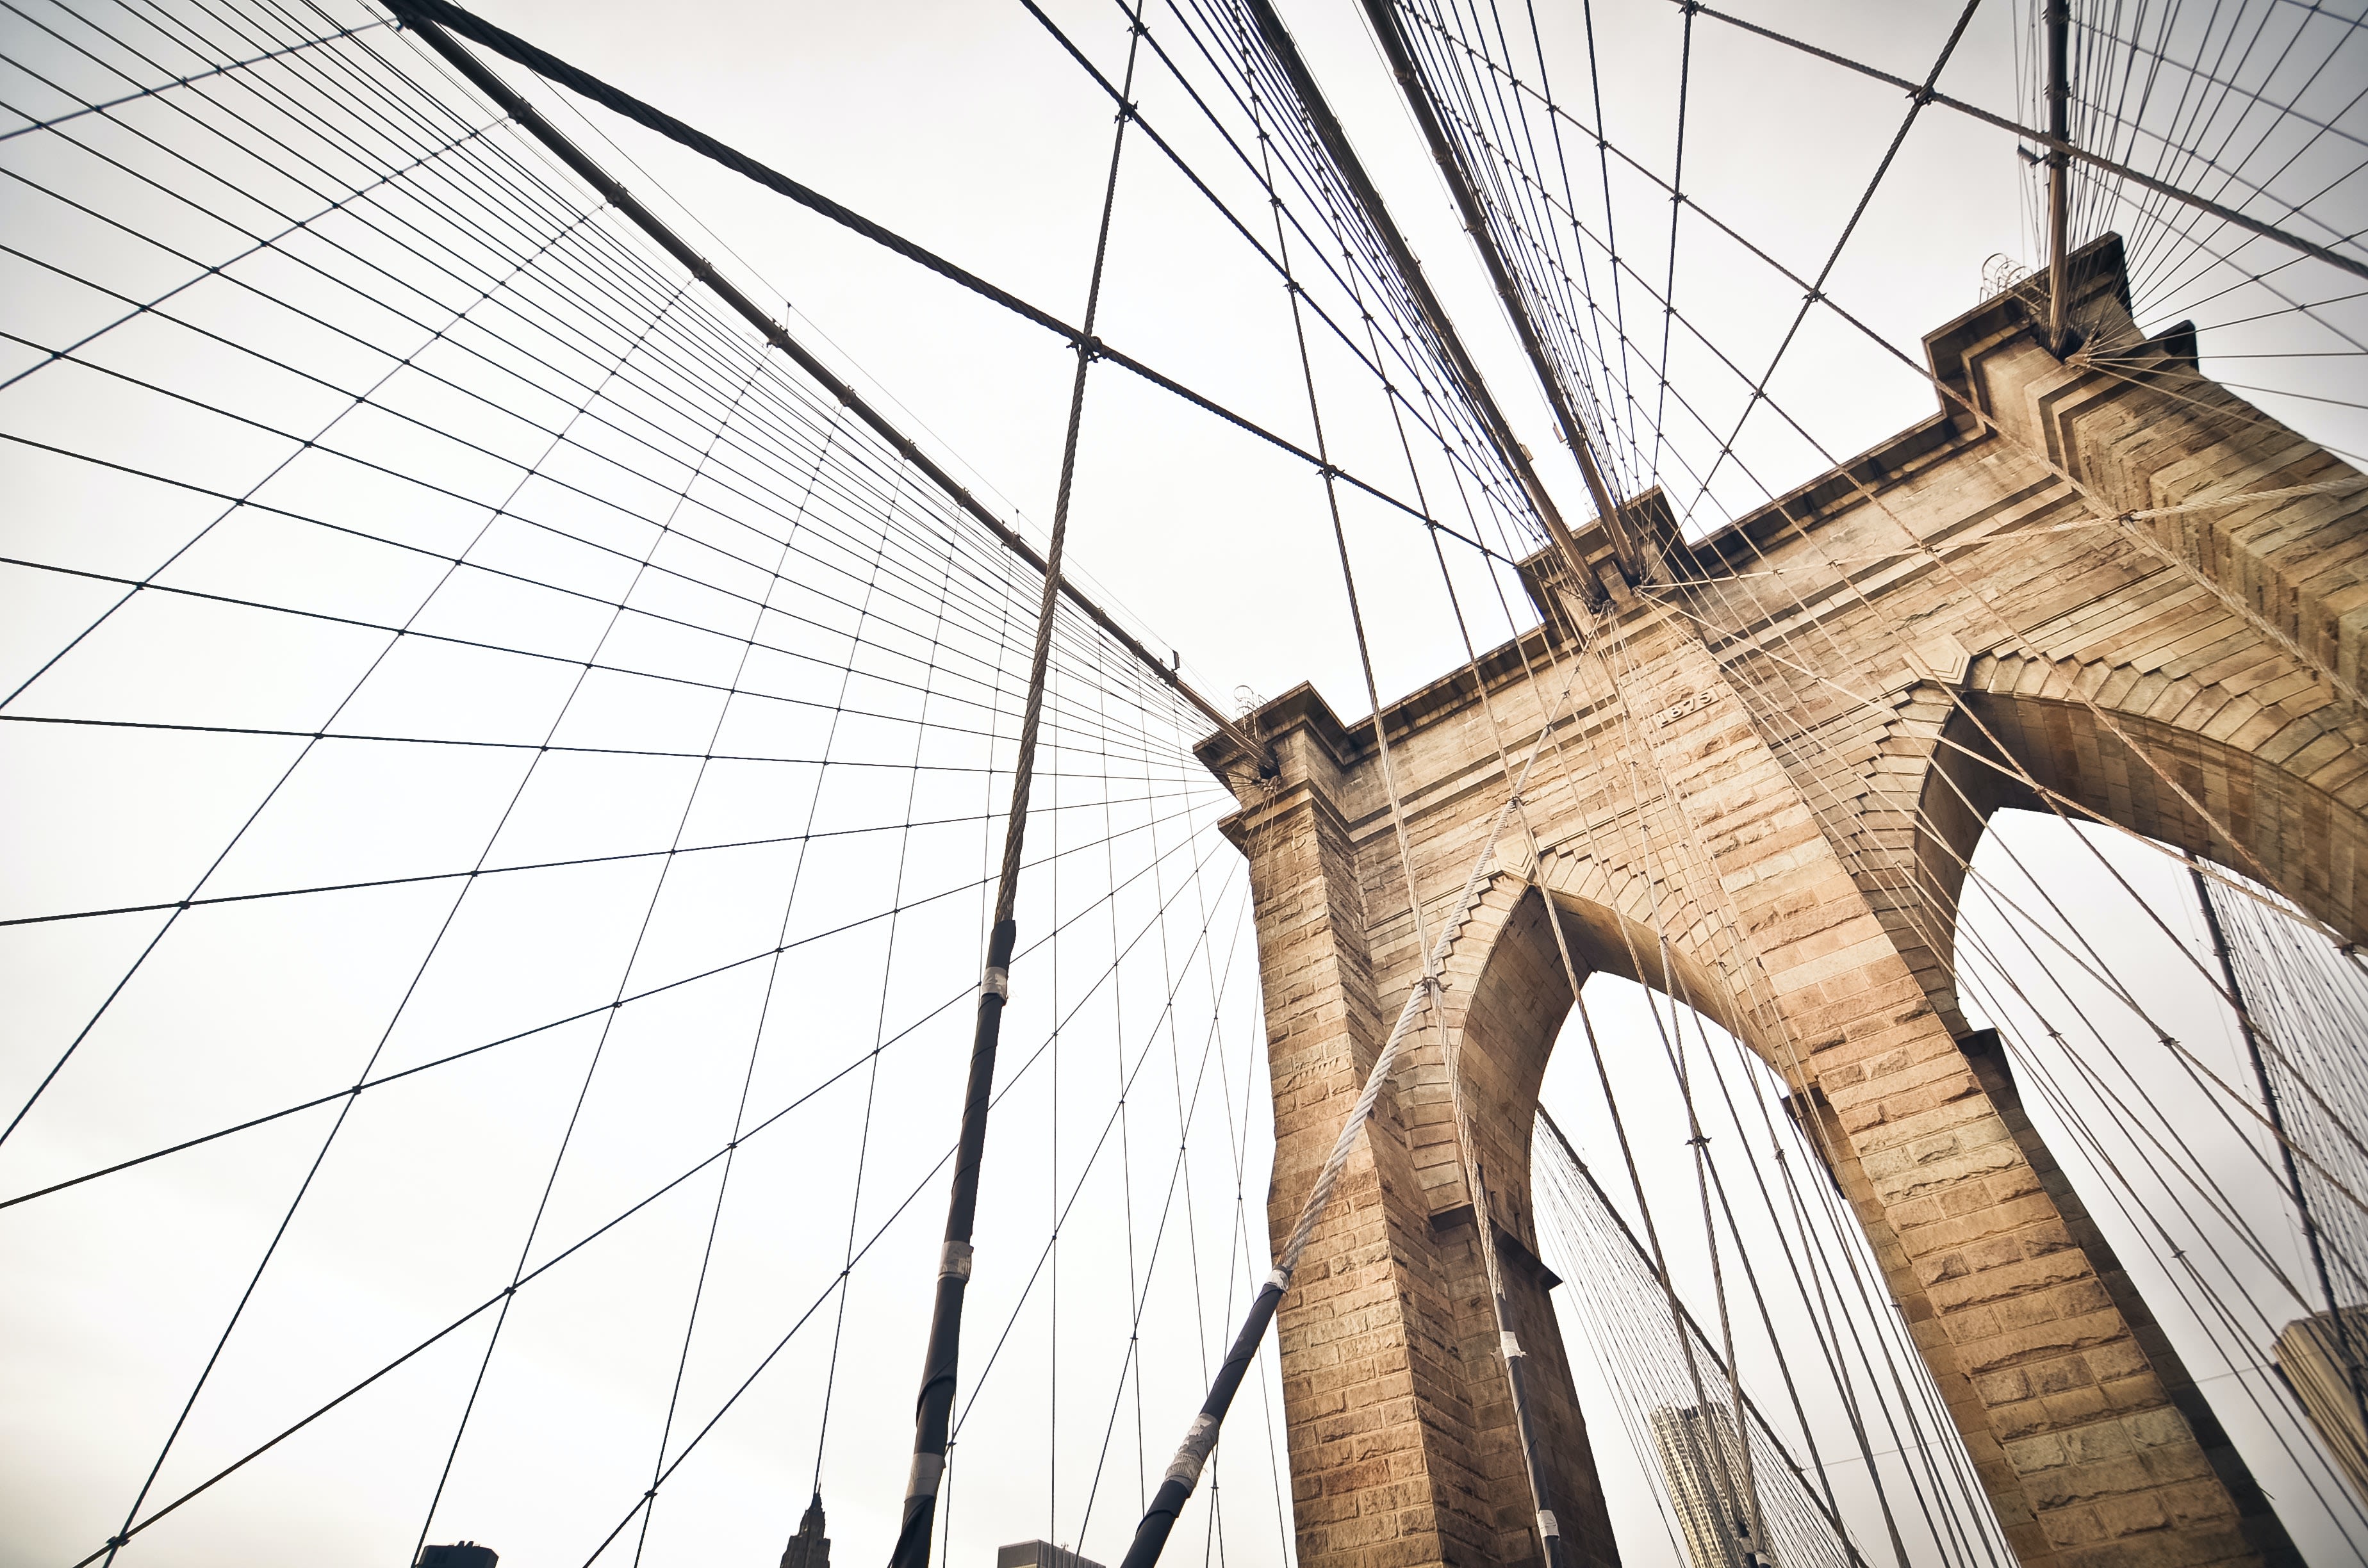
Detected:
[3,1,2365,1566]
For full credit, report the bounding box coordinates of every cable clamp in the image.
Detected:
[1163,1412,1219,1493]
[1537,1510,1560,1539]
[982,965,1009,1000]
[1267,1267,1291,1292]
[941,1239,974,1282]
[1500,1331,1525,1361]
[906,1450,945,1500]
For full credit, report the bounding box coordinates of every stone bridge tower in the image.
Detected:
[1196,238,2367,1568]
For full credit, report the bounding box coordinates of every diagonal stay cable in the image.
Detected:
[570,801,1247,1568]
[1664,0,2368,282]
[0,786,1229,1216]
[379,0,1441,545]
[53,784,1236,1568]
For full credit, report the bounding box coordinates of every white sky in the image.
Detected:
[4,1,2365,1566]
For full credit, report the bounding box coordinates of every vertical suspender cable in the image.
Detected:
[382,0,1258,764]
[2189,854,2368,1442]
[1114,666,1586,1568]
[2044,0,2072,353]
[889,13,1150,1565]
[1233,0,1615,598]
[1349,0,1643,580]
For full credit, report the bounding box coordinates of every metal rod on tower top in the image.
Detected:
[2044,0,2072,352]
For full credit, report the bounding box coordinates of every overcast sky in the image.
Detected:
[5,1,2365,1565]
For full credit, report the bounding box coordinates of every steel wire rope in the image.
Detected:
[1955,867,2330,1334]
[1561,621,1982,1565]
[631,410,923,1568]
[942,867,1254,1445]
[1392,0,1647,505]
[0,8,387,142]
[569,804,1250,1568]
[1133,0,1561,548]
[1054,876,1262,1553]
[0,528,1196,793]
[1,781,1228,1218]
[2116,1,2365,288]
[1379,272,1909,1557]
[0,101,1212,762]
[1679,984,1894,1559]
[1154,0,1566,548]
[0,265,702,1157]
[0,734,1201,934]
[768,450,941,1496]
[1663,0,2368,282]
[885,3,1158,1559]
[1943,898,2368,1549]
[1387,1,2368,740]
[0,96,1222,762]
[4,0,1240,758]
[1024,0,1536,524]
[1534,1102,1872,1567]
[1524,583,2008,1562]
[377,0,1468,543]
[365,9,1268,756]
[60,773,1240,1568]
[2073,5,2368,157]
[404,342,787,1559]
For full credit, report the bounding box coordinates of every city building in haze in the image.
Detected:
[1650,1403,1773,1568]
[780,1491,832,1568]
[2276,1307,2368,1504]
[994,1542,1103,1568]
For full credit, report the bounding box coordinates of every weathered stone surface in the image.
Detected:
[1199,239,2353,1567]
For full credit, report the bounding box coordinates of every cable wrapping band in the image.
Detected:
[1115,654,1590,1568]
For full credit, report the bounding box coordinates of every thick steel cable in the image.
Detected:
[1665,0,2368,282]
[887,8,1149,1560]
[379,0,1451,553]
[55,781,1237,1568]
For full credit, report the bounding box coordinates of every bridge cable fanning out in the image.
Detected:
[4,0,2368,1565]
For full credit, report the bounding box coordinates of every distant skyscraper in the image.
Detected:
[995,1542,1103,1568]
[1650,1403,1773,1568]
[2276,1307,2368,1504]
[781,1491,832,1568]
